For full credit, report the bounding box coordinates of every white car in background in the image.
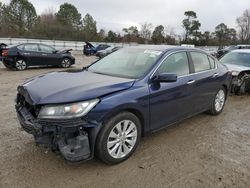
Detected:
[220,49,250,94]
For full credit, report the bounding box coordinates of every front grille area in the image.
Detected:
[16,93,39,117]
[37,118,87,127]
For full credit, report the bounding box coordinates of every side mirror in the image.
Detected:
[154,73,177,83]
[53,50,58,54]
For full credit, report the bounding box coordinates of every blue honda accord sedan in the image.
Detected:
[16,46,231,164]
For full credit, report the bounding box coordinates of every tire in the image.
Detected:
[208,87,226,115]
[61,58,72,68]
[15,59,27,71]
[95,112,141,164]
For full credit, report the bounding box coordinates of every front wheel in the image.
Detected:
[96,112,141,164]
[208,87,226,115]
[61,58,72,68]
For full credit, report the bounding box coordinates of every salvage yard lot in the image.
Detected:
[0,52,250,188]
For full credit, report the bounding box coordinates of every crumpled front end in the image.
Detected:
[231,71,250,95]
[15,92,100,162]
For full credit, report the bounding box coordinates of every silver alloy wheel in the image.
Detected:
[107,120,138,159]
[215,89,225,112]
[16,60,27,70]
[61,58,71,68]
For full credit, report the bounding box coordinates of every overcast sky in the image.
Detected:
[2,0,249,34]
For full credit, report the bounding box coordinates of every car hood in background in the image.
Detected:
[19,70,135,105]
[224,64,250,72]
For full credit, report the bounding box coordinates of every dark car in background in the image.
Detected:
[0,43,7,60]
[2,43,75,70]
[216,45,250,59]
[220,49,250,94]
[83,42,110,56]
[96,46,122,58]
[16,46,231,164]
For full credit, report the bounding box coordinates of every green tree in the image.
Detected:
[122,26,139,42]
[8,0,37,35]
[82,13,97,41]
[106,30,118,42]
[56,3,81,27]
[214,23,236,46]
[151,25,165,44]
[182,11,201,42]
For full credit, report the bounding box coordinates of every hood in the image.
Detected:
[19,70,135,105]
[224,64,250,72]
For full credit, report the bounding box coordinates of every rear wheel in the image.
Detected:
[96,112,141,164]
[208,87,226,115]
[61,58,71,68]
[15,59,27,71]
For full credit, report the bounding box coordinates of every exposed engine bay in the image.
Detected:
[231,71,250,95]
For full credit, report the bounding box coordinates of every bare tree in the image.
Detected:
[236,9,250,43]
[140,22,153,43]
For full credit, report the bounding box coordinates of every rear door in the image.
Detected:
[21,44,40,65]
[188,51,220,112]
[149,51,195,130]
[38,44,60,65]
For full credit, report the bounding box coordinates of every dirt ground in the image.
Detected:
[0,52,249,188]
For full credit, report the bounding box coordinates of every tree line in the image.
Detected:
[0,0,250,46]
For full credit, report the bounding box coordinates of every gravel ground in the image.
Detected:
[0,52,249,188]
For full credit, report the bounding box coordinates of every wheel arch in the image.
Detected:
[101,107,146,137]
[222,84,228,98]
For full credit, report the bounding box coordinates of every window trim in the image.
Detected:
[189,51,212,73]
[38,44,55,53]
[157,51,191,77]
[150,50,218,80]
[24,44,39,52]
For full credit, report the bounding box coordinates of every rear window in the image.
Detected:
[24,44,39,51]
[17,45,24,50]
[190,52,211,72]
[208,56,216,69]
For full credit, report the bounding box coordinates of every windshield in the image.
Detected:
[88,48,162,78]
[220,52,250,67]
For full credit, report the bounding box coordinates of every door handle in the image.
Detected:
[41,54,48,56]
[212,73,219,78]
[23,52,30,55]
[187,80,195,85]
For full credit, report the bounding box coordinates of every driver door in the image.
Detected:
[149,51,195,131]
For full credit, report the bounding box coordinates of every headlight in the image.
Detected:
[38,99,99,119]
[231,71,240,76]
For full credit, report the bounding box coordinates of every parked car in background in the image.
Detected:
[220,49,250,94]
[0,43,7,60]
[2,43,75,71]
[216,45,250,59]
[16,46,231,164]
[96,46,122,58]
[83,42,110,56]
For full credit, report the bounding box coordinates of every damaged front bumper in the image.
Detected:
[16,104,100,162]
[231,73,250,95]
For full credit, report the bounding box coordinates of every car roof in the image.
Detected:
[124,45,206,53]
[231,49,250,53]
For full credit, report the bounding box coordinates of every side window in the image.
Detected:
[158,52,189,76]
[190,52,211,72]
[208,56,216,69]
[39,45,54,53]
[17,45,24,50]
[24,44,39,52]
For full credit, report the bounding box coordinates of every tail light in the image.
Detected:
[2,49,8,57]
